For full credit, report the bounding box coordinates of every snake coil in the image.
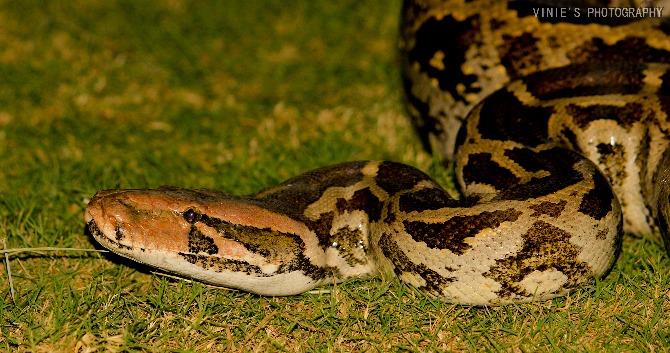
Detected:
[86,0,670,305]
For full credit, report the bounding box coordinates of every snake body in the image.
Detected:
[85,0,670,305]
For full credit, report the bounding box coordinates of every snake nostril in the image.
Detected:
[183,208,198,224]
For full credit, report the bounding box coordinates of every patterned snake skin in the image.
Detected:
[85,0,670,305]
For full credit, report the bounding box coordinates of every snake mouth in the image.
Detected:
[85,191,129,251]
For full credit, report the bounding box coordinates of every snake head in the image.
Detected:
[84,187,326,294]
[86,189,227,268]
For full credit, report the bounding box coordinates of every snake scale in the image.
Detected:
[85,0,670,305]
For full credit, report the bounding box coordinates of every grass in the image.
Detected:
[0,0,668,351]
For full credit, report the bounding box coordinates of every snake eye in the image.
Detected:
[183,209,198,224]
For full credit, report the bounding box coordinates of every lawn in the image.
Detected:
[0,1,668,351]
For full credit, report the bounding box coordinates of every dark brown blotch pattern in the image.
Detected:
[462,153,520,190]
[403,209,523,255]
[255,161,367,218]
[253,161,374,250]
[375,161,433,195]
[476,89,554,146]
[336,187,383,222]
[180,252,266,275]
[485,221,593,298]
[567,102,648,129]
[496,148,584,201]
[504,147,548,172]
[636,128,651,199]
[560,127,579,150]
[405,13,481,103]
[660,70,670,119]
[568,37,670,65]
[331,227,368,266]
[596,142,627,184]
[529,200,567,218]
[187,226,219,255]
[378,232,455,296]
[303,212,336,250]
[578,171,614,220]
[398,187,478,213]
[192,213,332,279]
[523,62,645,99]
[498,32,542,78]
